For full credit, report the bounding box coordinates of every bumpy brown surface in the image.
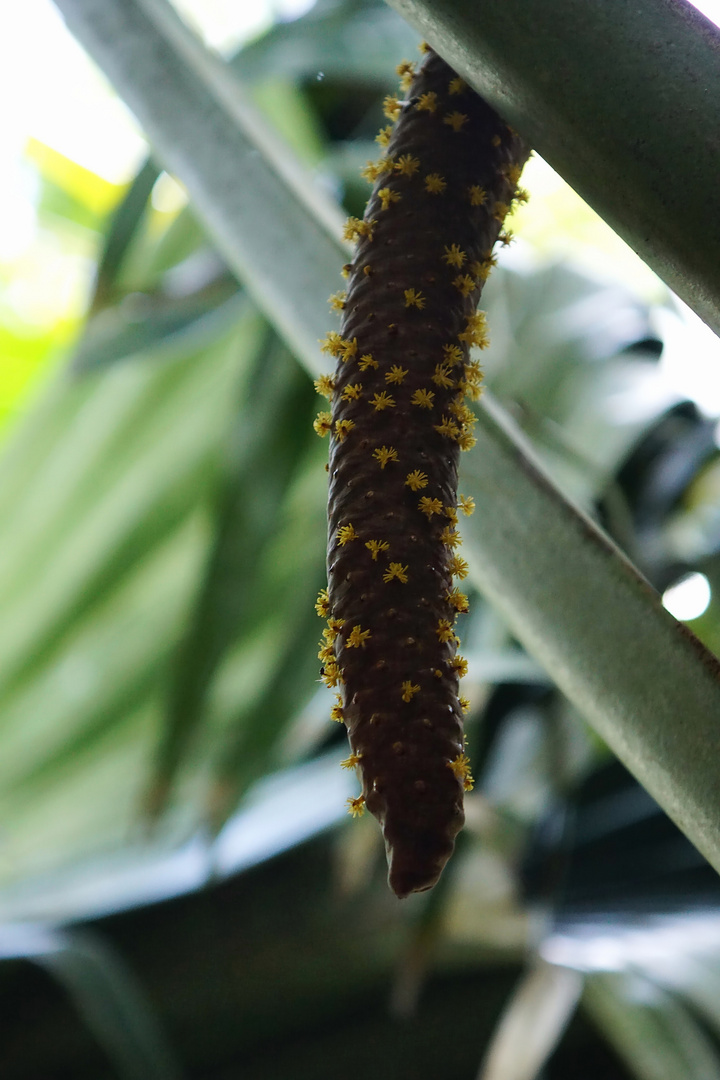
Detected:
[317,50,529,897]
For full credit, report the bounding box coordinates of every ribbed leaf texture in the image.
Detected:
[315,48,530,897]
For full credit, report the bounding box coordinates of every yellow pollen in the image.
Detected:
[338,337,358,362]
[315,589,330,617]
[448,753,474,790]
[401,681,420,702]
[453,274,476,298]
[328,290,346,311]
[434,415,461,440]
[370,391,396,411]
[383,96,402,121]
[410,388,435,409]
[376,125,393,147]
[320,331,344,356]
[394,154,420,177]
[314,374,335,398]
[365,539,390,560]
[346,625,371,648]
[405,470,428,491]
[358,353,378,371]
[340,752,363,769]
[436,619,455,643]
[378,186,401,211]
[385,365,408,384]
[447,589,470,613]
[424,173,447,194]
[459,696,471,713]
[459,495,476,515]
[443,111,468,133]
[313,412,333,437]
[416,91,438,113]
[449,556,469,579]
[337,524,359,546]
[372,445,398,468]
[341,383,363,401]
[347,795,366,817]
[432,363,455,389]
[334,418,355,441]
[442,244,466,268]
[440,526,462,549]
[442,344,464,367]
[452,655,469,677]
[419,496,443,518]
[404,288,425,309]
[383,562,409,584]
[330,697,345,722]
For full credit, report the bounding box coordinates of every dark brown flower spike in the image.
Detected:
[314,48,530,898]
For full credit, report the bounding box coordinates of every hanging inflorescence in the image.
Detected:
[313,46,530,898]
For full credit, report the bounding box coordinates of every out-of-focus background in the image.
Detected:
[1,0,720,1076]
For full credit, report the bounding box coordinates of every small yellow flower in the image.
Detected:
[442,244,466,268]
[365,539,390,560]
[493,201,510,222]
[410,386,433,406]
[453,274,476,298]
[459,697,471,713]
[340,752,363,769]
[449,399,476,426]
[315,589,330,617]
[436,619,455,643]
[370,391,396,411]
[445,505,458,525]
[468,185,487,206]
[404,288,425,309]
[424,173,447,195]
[376,125,393,148]
[440,526,462,549]
[471,260,492,282]
[321,662,342,688]
[327,617,345,634]
[411,388,435,409]
[447,589,470,613]
[394,154,420,177]
[401,681,420,702]
[432,364,455,390]
[396,59,415,77]
[358,353,378,371]
[338,337,358,362]
[341,383,363,402]
[378,187,401,211]
[514,187,530,205]
[347,795,366,817]
[498,230,514,247]
[383,562,409,584]
[442,344,464,367]
[334,419,355,442]
[385,365,408,384]
[416,91,438,113]
[328,290,346,311]
[330,697,345,723]
[459,495,475,515]
[318,642,335,662]
[418,496,443,518]
[346,625,371,648]
[443,111,468,133]
[314,374,335,398]
[383,96,402,121]
[337,523,359,545]
[448,753,474,791]
[449,557,469,581]
[451,655,469,677]
[319,331,344,356]
[448,76,465,95]
[313,412,333,437]
[373,445,398,468]
[503,163,523,185]
[458,429,477,451]
[405,470,428,491]
[361,158,392,183]
[342,217,365,242]
[434,415,461,440]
